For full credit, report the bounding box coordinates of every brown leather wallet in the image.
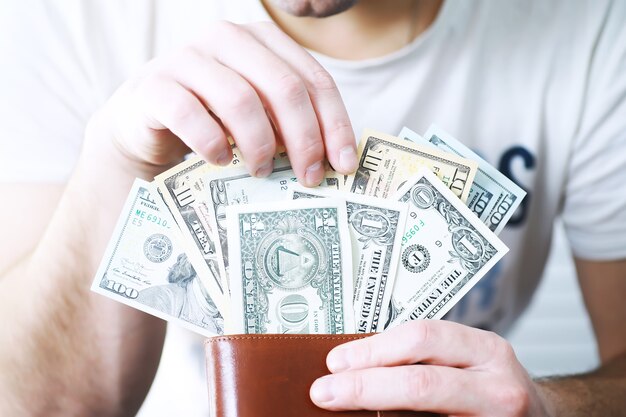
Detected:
[205,334,436,417]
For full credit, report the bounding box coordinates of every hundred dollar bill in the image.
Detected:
[291,186,407,333]
[346,129,478,202]
[226,198,355,334]
[387,168,508,326]
[91,179,224,337]
[401,125,526,234]
[155,155,236,314]
[205,163,340,279]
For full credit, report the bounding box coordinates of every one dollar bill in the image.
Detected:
[346,129,478,202]
[226,198,355,334]
[387,169,508,326]
[91,179,224,337]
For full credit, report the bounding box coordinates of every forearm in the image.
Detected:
[536,352,626,416]
[0,128,169,416]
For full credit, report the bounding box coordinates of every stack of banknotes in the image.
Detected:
[92,125,526,336]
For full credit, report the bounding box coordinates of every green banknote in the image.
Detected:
[226,198,355,334]
[387,169,508,327]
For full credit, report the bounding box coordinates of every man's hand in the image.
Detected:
[89,21,357,186]
[310,320,551,416]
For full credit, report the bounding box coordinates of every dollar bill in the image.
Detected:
[387,168,508,326]
[346,129,478,202]
[400,125,526,234]
[205,162,293,275]
[154,155,234,314]
[291,186,407,333]
[226,198,355,334]
[91,179,224,337]
[205,163,340,280]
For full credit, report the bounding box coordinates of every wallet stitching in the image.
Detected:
[205,334,370,345]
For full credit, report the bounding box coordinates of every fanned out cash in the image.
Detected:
[92,126,524,336]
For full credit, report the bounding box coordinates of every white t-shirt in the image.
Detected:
[1,1,625,415]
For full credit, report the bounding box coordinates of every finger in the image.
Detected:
[310,364,487,414]
[165,48,277,175]
[203,21,325,186]
[246,22,357,174]
[138,76,230,165]
[327,320,508,372]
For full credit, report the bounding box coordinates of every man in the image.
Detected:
[1,0,625,415]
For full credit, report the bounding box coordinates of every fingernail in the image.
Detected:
[305,161,324,186]
[310,376,335,405]
[327,347,350,372]
[339,146,358,173]
[255,162,273,178]
[216,150,231,166]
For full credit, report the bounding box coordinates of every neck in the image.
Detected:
[262,0,444,60]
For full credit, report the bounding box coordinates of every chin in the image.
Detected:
[269,0,358,17]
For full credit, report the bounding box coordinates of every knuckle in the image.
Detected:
[210,20,244,38]
[486,331,516,362]
[223,85,259,116]
[309,68,337,92]
[198,132,227,158]
[495,383,530,416]
[356,341,375,367]
[323,117,353,140]
[166,95,200,123]
[499,340,517,362]
[275,73,308,103]
[256,141,276,161]
[179,45,205,64]
[483,331,502,355]
[402,367,433,401]
[407,320,431,351]
[241,140,275,166]
[166,46,195,64]
[296,131,323,157]
[139,73,168,93]
[351,373,367,402]
[248,20,278,32]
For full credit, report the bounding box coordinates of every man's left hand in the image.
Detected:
[310,320,552,416]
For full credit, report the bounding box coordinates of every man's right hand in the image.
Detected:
[89,21,357,186]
